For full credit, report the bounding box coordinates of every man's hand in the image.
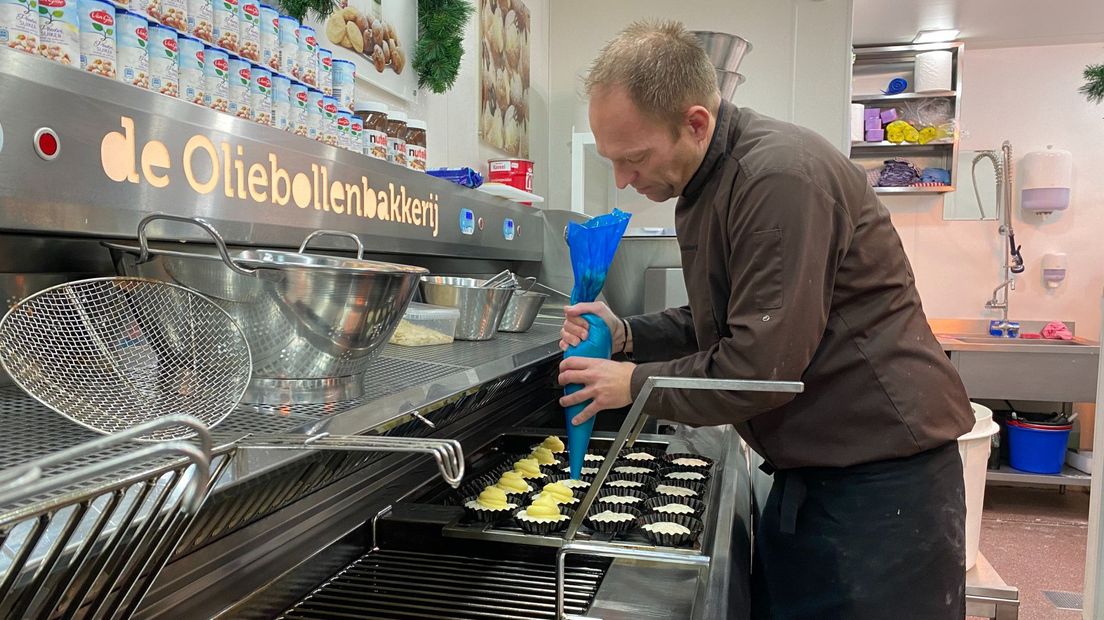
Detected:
[559,302,625,352]
[558,357,635,425]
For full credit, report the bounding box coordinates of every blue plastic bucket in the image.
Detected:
[1006,422,1071,474]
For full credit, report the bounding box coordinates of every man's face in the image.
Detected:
[589,85,712,202]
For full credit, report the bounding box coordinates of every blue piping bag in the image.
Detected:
[563,209,632,479]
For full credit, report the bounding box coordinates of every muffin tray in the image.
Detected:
[440,432,716,553]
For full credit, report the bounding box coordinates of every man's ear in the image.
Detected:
[685,105,712,143]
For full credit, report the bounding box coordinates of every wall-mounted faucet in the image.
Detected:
[976,141,1024,335]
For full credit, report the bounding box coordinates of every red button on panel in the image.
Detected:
[34,128,59,160]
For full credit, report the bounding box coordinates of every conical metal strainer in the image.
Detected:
[0,277,252,441]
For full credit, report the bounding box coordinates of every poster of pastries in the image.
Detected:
[313,0,417,101]
[479,0,529,158]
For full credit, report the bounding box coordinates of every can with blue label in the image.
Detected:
[306,87,323,141]
[37,0,78,66]
[250,64,271,125]
[336,110,352,150]
[317,46,331,95]
[78,0,115,77]
[177,34,204,104]
[114,8,147,88]
[258,3,276,70]
[297,23,315,87]
[1,0,40,55]
[227,53,251,118]
[289,81,307,135]
[203,44,228,110]
[331,57,354,112]
[276,12,295,78]
[321,95,338,146]
[272,72,290,130]
[147,23,177,97]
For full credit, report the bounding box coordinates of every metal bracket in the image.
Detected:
[557,375,804,619]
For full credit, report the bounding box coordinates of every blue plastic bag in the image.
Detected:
[563,209,632,478]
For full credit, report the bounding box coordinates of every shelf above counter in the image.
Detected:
[875,186,954,195]
[851,140,955,150]
[852,90,957,103]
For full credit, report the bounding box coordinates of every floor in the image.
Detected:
[975,485,1090,620]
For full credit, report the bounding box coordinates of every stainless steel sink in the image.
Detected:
[942,335,1088,346]
[932,330,1099,402]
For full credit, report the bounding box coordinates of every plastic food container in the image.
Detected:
[488,158,534,192]
[389,302,459,347]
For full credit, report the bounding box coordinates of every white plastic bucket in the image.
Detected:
[958,402,999,570]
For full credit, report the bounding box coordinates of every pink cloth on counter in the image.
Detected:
[1041,321,1074,340]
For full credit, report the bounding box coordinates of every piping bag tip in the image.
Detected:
[565,404,595,479]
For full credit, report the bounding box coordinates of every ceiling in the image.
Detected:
[852,0,1104,48]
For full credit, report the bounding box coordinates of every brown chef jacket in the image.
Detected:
[626,100,974,470]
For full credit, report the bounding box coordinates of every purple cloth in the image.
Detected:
[877,159,921,187]
[880,108,899,124]
[864,108,881,121]
[865,118,882,131]
[866,129,885,142]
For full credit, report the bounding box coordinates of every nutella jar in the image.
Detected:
[384,110,407,167]
[353,100,388,160]
[404,118,426,172]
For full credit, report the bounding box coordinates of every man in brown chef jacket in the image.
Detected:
[557,20,975,619]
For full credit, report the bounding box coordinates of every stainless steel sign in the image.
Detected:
[0,48,542,261]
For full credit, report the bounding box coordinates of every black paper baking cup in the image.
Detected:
[514,508,572,535]
[602,471,657,491]
[529,439,568,454]
[657,466,712,483]
[593,487,649,511]
[585,505,642,536]
[462,497,519,524]
[662,452,716,471]
[538,459,566,476]
[610,458,662,475]
[558,465,599,482]
[618,445,667,463]
[544,473,593,498]
[642,496,706,518]
[652,478,706,498]
[636,513,704,548]
[458,473,500,499]
[529,490,581,509]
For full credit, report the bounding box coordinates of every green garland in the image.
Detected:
[275,0,332,24]
[413,0,473,94]
[1082,63,1104,105]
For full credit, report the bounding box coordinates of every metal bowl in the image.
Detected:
[693,31,752,73]
[498,291,549,333]
[716,69,746,102]
[104,215,427,405]
[420,276,515,341]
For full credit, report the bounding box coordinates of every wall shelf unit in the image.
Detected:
[850,42,964,196]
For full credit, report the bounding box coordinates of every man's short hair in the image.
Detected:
[586,20,721,129]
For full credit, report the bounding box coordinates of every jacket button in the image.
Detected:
[761,314,771,322]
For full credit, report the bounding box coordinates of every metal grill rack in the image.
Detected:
[0,321,563,613]
[279,549,609,620]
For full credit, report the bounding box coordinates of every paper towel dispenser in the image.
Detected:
[1021,145,1072,216]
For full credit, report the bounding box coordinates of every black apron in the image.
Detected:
[751,441,966,619]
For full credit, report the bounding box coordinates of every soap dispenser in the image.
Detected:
[1041,253,1068,288]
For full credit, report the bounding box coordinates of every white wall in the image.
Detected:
[884,42,1104,339]
[547,0,853,221]
[352,0,551,200]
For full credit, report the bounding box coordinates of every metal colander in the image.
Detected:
[0,277,252,441]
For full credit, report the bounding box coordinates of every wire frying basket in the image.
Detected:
[0,277,252,441]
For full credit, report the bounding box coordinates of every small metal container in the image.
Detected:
[420,276,514,341]
[498,290,548,333]
[692,31,751,73]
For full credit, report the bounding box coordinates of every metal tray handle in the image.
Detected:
[556,376,804,620]
[298,230,366,259]
[136,213,256,276]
